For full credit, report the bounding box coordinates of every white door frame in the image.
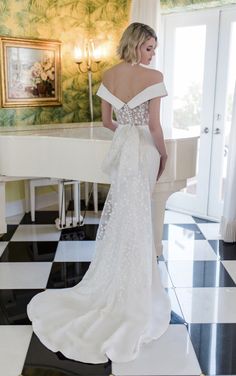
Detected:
[161,8,222,219]
[208,8,236,218]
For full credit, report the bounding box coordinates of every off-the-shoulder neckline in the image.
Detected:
[99,82,164,106]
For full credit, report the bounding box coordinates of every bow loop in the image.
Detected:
[102,124,140,181]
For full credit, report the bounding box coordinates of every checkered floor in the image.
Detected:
[1,204,236,376]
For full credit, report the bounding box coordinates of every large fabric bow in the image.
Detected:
[102,124,140,182]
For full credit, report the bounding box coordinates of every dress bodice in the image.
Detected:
[114,102,149,126]
[97,81,168,126]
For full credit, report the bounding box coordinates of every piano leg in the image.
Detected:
[58,181,66,227]
[0,181,7,234]
[152,181,187,257]
[24,180,30,213]
[73,181,80,225]
[152,190,169,257]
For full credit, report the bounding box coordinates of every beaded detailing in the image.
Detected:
[114,102,149,126]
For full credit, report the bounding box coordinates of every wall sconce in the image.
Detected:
[74,39,102,121]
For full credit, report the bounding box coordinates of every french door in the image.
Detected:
[161,6,236,219]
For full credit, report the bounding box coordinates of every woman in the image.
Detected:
[27,22,171,364]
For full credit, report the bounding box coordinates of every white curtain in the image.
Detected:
[220,82,236,243]
[130,0,161,31]
[130,0,161,68]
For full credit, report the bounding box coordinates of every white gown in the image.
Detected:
[27,81,171,364]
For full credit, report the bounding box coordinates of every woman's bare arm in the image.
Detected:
[101,99,118,132]
[148,97,167,156]
[148,96,168,180]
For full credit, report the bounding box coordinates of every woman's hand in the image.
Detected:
[156,155,168,181]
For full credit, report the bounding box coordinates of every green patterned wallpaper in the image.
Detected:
[0,0,233,127]
[0,0,131,127]
[0,0,131,204]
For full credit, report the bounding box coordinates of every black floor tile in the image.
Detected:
[60,224,98,241]
[0,225,18,241]
[22,334,111,376]
[162,223,205,240]
[166,260,236,287]
[47,262,90,288]
[1,208,236,375]
[170,310,188,325]
[20,211,59,224]
[209,239,236,260]
[192,216,217,224]
[0,289,44,325]
[188,323,236,375]
[0,241,58,262]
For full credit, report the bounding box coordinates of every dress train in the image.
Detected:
[27,123,171,364]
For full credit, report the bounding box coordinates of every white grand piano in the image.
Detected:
[0,122,198,256]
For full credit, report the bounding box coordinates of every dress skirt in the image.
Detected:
[27,123,171,364]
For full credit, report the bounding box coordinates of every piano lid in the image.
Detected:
[0,122,198,184]
[0,122,113,141]
[0,121,198,142]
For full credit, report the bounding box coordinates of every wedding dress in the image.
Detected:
[27,80,171,364]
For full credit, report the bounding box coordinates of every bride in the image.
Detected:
[27,22,171,364]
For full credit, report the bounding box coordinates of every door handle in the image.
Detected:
[202,127,209,134]
[202,127,221,134]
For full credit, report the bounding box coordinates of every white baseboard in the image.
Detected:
[166,204,219,222]
[6,191,58,217]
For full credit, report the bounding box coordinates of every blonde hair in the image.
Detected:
[117,22,157,64]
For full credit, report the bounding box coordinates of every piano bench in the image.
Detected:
[26,178,98,222]
[28,178,81,222]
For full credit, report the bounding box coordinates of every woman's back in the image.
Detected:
[98,62,166,127]
[102,62,163,104]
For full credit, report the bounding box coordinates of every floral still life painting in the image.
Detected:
[0,37,61,107]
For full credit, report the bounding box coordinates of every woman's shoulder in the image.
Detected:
[143,68,164,84]
[102,63,124,82]
[101,64,164,88]
[133,67,164,88]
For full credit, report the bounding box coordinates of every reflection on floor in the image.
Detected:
[0,205,236,376]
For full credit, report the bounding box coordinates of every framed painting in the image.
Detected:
[0,36,62,107]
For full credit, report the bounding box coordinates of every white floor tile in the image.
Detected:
[164,210,195,224]
[0,325,32,376]
[0,262,52,289]
[11,224,61,241]
[167,288,184,319]
[158,261,173,288]
[163,239,218,261]
[6,213,24,225]
[166,260,214,287]
[165,225,199,242]
[197,222,221,240]
[112,325,201,375]
[0,242,8,257]
[175,287,236,323]
[55,241,95,262]
[222,261,236,284]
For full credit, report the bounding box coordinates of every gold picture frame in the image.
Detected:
[0,36,62,107]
